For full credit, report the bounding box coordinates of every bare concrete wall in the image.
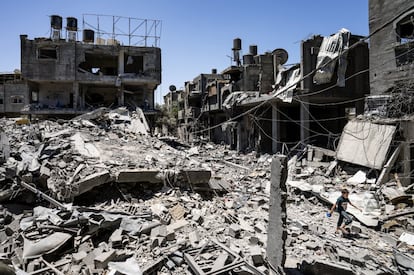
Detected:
[20,36,161,112]
[0,83,29,113]
[37,83,72,108]
[369,0,414,95]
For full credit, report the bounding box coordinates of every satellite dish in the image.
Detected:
[272,48,289,65]
[169,85,177,92]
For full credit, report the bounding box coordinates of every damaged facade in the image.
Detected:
[177,32,369,155]
[1,14,162,119]
[1,1,414,275]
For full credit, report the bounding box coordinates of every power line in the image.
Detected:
[293,46,414,103]
[190,5,414,135]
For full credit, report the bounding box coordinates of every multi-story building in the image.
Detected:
[177,71,225,141]
[179,34,369,154]
[1,14,162,118]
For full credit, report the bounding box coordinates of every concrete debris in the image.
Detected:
[0,114,413,275]
[285,143,414,275]
[0,115,284,274]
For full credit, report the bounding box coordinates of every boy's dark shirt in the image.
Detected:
[336,196,349,213]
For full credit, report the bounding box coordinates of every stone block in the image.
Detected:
[94,249,116,269]
[228,224,241,238]
[250,246,264,266]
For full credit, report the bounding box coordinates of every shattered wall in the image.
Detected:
[20,35,161,114]
[369,0,414,95]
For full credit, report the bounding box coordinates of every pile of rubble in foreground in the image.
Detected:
[0,110,413,274]
[0,109,273,275]
[285,145,414,275]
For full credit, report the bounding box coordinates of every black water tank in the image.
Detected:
[212,68,217,74]
[51,15,62,30]
[249,45,258,56]
[243,54,254,65]
[66,17,78,31]
[233,38,242,50]
[83,29,95,43]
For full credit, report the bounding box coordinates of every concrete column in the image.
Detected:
[118,49,125,75]
[81,86,85,109]
[118,86,124,106]
[300,100,310,146]
[272,103,280,154]
[73,82,79,110]
[237,122,242,152]
[267,155,287,273]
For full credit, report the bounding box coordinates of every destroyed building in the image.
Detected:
[178,33,369,154]
[177,71,225,141]
[1,14,162,120]
[360,0,414,187]
[1,2,414,275]
[0,71,29,115]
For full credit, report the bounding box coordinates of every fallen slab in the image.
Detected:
[74,171,112,197]
[116,169,163,184]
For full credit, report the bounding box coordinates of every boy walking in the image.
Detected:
[329,189,361,234]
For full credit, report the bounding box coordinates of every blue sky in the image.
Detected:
[0,0,368,103]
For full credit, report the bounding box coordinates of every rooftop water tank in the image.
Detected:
[51,15,62,30]
[233,38,242,50]
[66,17,78,31]
[83,29,94,43]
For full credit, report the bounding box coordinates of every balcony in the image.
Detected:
[189,90,202,98]
[186,107,201,118]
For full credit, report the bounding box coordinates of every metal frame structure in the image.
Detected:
[82,14,162,47]
[183,239,267,275]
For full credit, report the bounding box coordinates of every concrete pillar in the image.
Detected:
[118,86,124,106]
[272,103,280,154]
[81,86,85,109]
[118,49,125,75]
[300,100,310,146]
[267,155,287,273]
[73,82,79,110]
[237,122,242,152]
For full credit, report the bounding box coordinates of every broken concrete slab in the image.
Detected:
[22,232,72,259]
[336,121,396,169]
[74,170,112,197]
[116,169,163,184]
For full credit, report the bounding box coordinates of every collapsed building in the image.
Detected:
[1,1,414,274]
[1,14,162,121]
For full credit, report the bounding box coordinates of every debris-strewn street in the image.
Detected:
[0,109,413,274]
[1,2,414,274]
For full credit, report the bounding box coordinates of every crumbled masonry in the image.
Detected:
[1,110,413,274]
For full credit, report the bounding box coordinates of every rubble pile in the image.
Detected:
[0,112,275,274]
[285,145,414,274]
[0,111,413,274]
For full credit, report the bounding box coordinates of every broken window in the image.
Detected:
[124,55,144,74]
[11,95,24,104]
[31,91,39,103]
[395,11,414,66]
[396,12,414,44]
[79,53,118,76]
[38,48,58,59]
[0,98,3,104]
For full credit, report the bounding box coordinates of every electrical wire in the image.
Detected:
[190,6,414,136]
[293,46,414,103]
[254,115,349,123]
